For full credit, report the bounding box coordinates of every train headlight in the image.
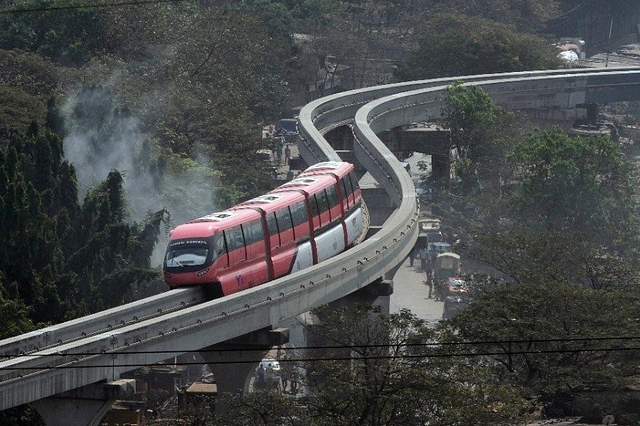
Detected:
[197,268,210,277]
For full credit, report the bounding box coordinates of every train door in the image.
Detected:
[220,225,252,293]
[242,220,269,285]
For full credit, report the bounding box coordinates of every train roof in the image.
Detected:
[234,191,305,214]
[169,209,260,239]
[299,161,353,176]
[271,174,337,194]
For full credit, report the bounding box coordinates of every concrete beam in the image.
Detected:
[32,380,135,426]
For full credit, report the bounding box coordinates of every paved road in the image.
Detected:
[390,256,443,324]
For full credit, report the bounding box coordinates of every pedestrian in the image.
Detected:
[257,364,265,387]
[290,365,299,394]
[275,139,284,164]
[284,145,291,165]
[419,247,428,271]
[409,246,417,267]
[281,364,290,393]
[425,271,433,298]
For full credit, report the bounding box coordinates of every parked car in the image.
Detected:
[443,295,470,320]
[274,119,298,144]
[445,277,468,295]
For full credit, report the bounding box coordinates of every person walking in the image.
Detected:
[284,144,291,165]
[419,247,428,271]
[425,271,433,298]
[281,364,290,393]
[409,246,417,267]
[275,141,283,165]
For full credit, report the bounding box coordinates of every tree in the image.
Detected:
[394,13,564,82]
[0,0,108,66]
[507,126,640,253]
[0,126,167,324]
[439,81,520,197]
[441,0,562,32]
[210,305,530,426]
[441,280,640,419]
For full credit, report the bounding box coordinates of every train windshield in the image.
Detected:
[165,238,216,269]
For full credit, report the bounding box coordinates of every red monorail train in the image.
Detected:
[163,161,364,296]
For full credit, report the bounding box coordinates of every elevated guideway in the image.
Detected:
[1,68,639,424]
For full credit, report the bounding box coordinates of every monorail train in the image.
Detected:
[163,161,364,297]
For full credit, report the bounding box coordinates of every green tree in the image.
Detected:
[394,14,563,81]
[211,305,530,426]
[442,280,640,418]
[0,282,35,339]
[0,126,166,324]
[507,127,640,252]
[0,0,108,66]
[438,81,521,197]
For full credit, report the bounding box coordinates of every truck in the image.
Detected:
[416,218,442,249]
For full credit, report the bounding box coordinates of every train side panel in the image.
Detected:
[315,221,346,263]
[345,208,364,246]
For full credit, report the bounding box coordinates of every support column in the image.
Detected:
[199,327,290,397]
[32,379,136,426]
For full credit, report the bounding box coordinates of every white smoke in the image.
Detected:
[61,85,221,268]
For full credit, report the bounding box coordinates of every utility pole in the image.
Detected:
[605,18,613,68]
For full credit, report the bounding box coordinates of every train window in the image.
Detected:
[290,201,308,227]
[165,242,209,268]
[225,226,245,252]
[214,234,226,255]
[276,208,293,231]
[243,220,264,245]
[345,172,356,196]
[341,178,350,207]
[267,213,278,236]
[309,195,320,218]
[316,190,330,214]
[326,185,339,208]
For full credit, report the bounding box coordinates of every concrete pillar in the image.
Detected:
[199,327,290,397]
[325,125,354,151]
[32,379,136,426]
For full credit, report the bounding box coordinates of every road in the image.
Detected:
[390,257,443,324]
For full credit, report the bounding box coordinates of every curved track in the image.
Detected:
[1,67,640,411]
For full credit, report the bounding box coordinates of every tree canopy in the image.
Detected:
[209,305,530,426]
[394,14,564,81]
[507,127,639,250]
[441,280,640,421]
[0,125,167,327]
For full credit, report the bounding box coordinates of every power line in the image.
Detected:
[3,336,640,371]
[4,334,640,359]
[0,0,191,15]
[4,344,640,371]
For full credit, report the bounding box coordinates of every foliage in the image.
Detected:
[441,280,640,414]
[212,390,303,426]
[0,126,167,324]
[441,0,562,32]
[439,81,521,197]
[507,126,640,253]
[0,285,35,339]
[211,305,531,426]
[470,230,640,292]
[394,13,564,81]
[0,0,108,66]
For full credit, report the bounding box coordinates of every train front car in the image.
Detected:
[163,161,365,295]
[163,209,267,297]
